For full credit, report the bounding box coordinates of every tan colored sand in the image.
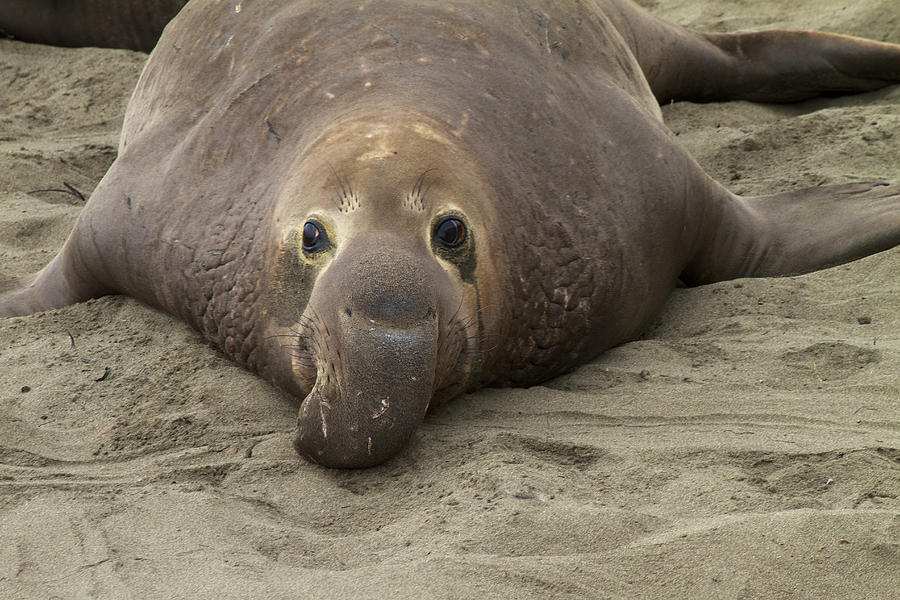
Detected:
[1,1,898,598]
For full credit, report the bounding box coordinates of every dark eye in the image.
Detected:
[433,216,467,248]
[302,220,328,253]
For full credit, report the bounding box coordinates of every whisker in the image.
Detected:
[328,162,347,197]
[445,296,466,326]
[421,174,438,198]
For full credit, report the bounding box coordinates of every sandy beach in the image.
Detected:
[1,1,898,598]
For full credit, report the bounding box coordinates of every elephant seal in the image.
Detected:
[0,0,188,52]
[2,0,899,467]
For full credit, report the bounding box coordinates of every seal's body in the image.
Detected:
[2,0,899,467]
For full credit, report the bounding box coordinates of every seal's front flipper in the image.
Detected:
[0,246,106,318]
[682,182,900,285]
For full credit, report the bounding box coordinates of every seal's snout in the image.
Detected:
[293,321,437,467]
[292,238,447,468]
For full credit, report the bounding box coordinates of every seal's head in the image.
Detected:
[266,116,504,468]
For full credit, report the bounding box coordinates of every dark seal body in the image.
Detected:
[0,0,188,52]
[2,0,899,466]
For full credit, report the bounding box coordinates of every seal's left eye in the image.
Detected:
[433,216,467,248]
[302,220,328,253]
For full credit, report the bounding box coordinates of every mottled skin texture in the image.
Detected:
[2,0,899,467]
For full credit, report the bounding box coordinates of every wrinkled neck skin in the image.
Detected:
[259,114,507,468]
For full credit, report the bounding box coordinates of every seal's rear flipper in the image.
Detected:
[682,182,900,285]
[604,0,900,103]
[689,31,900,103]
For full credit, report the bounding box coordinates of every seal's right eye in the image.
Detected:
[302,220,329,253]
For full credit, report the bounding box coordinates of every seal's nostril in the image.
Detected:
[344,307,352,317]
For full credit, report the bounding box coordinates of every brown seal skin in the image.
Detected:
[0,1,188,52]
[2,0,899,467]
